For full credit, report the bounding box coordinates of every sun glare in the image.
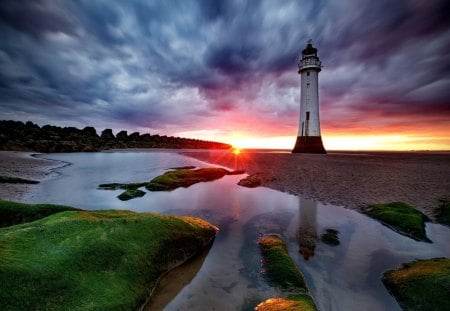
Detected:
[232,147,241,155]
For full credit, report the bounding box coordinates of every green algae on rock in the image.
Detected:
[146,167,244,191]
[382,258,450,311]
[435,198,450,227]
[0,208,218,310]
[99,168,245,195]
[361,202,430,242]
[117,189,146,201]
[320,229,340,246]
[257,234,317,310]
[0,199,79,227]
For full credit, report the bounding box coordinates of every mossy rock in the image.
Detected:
[383,258,450,311]
[258,234,308,291]
[117,189,146,201]
[0,175,39,184]
[435,198,450,226]
[362,202,430,242]
[98,182,147,190]
[146,168,241,191]
[0,208,218,310]
[255,294,316,311]
[320,229,340,246]
[257,234,317,310]
[0,200,79,227]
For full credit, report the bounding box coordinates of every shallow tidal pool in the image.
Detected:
[26,151,450,311]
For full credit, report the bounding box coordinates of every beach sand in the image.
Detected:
[0,151,65,201]
[183,150,450,216]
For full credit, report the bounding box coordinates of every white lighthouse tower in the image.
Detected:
[292,41,326,154]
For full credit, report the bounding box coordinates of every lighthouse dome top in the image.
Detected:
[302,43,318,57]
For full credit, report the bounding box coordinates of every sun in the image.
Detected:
[232,147,241,155]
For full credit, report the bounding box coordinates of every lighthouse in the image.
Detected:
[292,41,326,154]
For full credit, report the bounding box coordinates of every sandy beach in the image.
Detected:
[0,151,65,201]
[184,150,450,216]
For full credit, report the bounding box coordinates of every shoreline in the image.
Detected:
[0,151,66,201]
[181,150,450,216]
[2,149,449,216]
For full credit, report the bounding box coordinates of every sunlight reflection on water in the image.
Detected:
[28,151,450,311]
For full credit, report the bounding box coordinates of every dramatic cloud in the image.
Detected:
[0,0,449,148]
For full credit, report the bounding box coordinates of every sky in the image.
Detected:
[0,0,449,150]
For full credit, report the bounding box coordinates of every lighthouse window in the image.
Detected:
[306,111,310,120]
[307,72,310,76]
[307,83,310,88]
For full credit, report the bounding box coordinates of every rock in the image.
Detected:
[238,174,262,188]
[117,189,146,201]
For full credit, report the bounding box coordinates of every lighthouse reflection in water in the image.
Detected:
[298,197,318,260]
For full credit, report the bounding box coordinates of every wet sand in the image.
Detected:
[183,150,450,216]
[0,151,65,201]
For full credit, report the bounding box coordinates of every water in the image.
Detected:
[26,151,450,311]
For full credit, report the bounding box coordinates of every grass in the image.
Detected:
[0,175,39,184]
[0,208,218,310]
[257,234,316,310]
[320,229,340,246]
[435,198,450,226]
[383,258,450,311]
[362,202,430,242]
[117,189,146,201]
[0,200,79,227]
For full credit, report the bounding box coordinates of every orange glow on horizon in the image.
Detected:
[228,134,450,151]
[178,129,450,151]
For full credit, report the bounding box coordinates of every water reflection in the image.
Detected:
[297,198,318,260]
[145,246,212,311]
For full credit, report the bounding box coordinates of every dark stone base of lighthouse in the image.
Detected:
[292,136,326,154]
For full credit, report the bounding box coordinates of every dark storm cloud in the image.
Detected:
[0,0,449,137]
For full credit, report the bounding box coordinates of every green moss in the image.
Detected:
[99,168,244,194]
[435,198,450,226]
[0,175,39,184]
[0,209,217,310]
[0,200,79,227]
[257,234,317,310]
[383,258,450,311]
[320,229,340,246]
[255,294,316,311]
[146,168,239,191]
[362,202,430,242]
[98,182,147,190]
[258,234,307,291]
[117,189,146,201]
